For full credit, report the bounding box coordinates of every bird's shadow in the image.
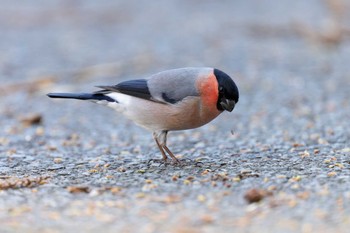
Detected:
[146,158,207,168]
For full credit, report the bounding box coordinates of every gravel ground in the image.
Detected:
[1,1,350,232]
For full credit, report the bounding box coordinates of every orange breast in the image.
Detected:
[196,71,219,108]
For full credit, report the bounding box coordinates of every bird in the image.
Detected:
[47,67,239,163]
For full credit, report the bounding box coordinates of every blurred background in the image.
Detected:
[1,0,350,232]
[1,0,349,135]
[1,0,349,81]
[1,0,349,147]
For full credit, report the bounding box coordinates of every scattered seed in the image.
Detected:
[67,186,90,194]
[299,150,310,158]
[232,177,241,182]
[290,176,302,182]
[197,194,206,202]
[0,176,49,190]
[135,192,146,198]
[35,127,45,136]
[244,189,272,203]
[327,171,337,177]
[293,143,304,147]
[183,180,191,185]
[53,158,63,164]
[201,169,211,176]
[200,214,214,224]
[47,146,57,151]
[334,163,344,169]
[20,113,42,126]
[110,187,122,194]
[297,191,310,200]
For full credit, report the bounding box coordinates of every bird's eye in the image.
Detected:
[219,86,224,93]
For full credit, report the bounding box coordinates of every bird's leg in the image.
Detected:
[153,132,168,161]
[163,145,180,163]
[160,131,180,164]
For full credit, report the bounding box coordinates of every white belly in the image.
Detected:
[105,93,221,131]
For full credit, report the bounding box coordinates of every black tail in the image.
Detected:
[47,93,116,102]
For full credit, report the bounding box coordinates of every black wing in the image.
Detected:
[96,79,156,102]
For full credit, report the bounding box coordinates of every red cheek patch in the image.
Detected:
[197,72,219,107]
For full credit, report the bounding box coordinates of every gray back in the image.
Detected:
[148,67,212,104]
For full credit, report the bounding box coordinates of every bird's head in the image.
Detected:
[214,68,239,112]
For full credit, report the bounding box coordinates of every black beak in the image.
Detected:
[220,99,236,112]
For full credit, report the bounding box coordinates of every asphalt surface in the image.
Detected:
[1,1,350,232]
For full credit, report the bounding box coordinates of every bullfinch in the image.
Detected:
[47,67,239,163]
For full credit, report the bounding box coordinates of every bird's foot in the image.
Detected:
[162,145,181,165]
[147,158,170,167]
[147,157,182,166]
